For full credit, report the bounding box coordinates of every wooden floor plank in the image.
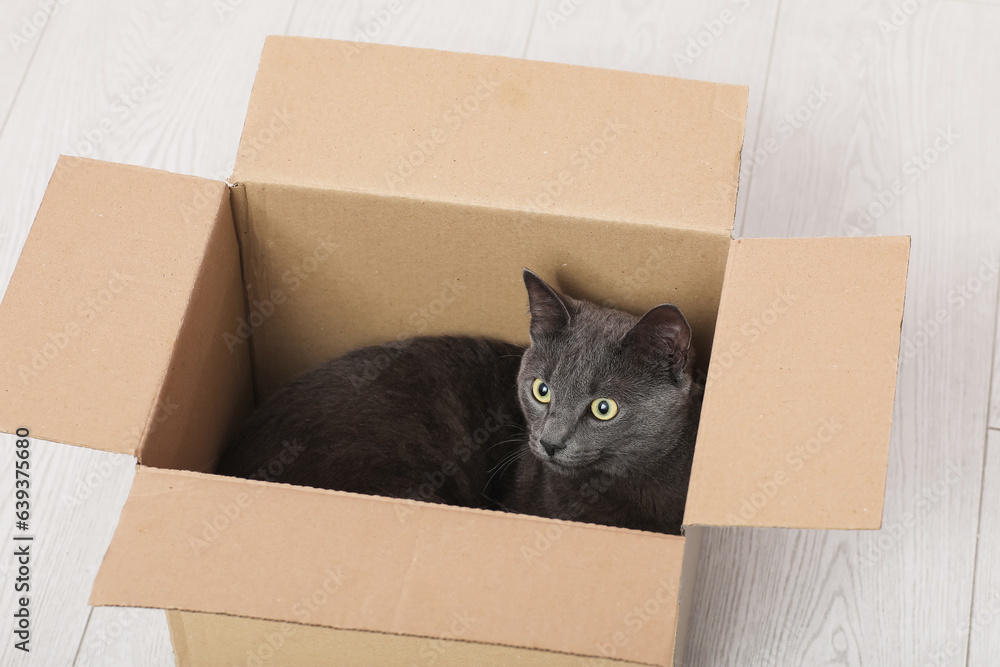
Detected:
[990,302,1000,428]
[968,429,1000,666]
[687,1,1000,665]
[524,0,780,238]
[0,0,58,259]
[0,436,136,667]
[0,1,54,131]
[286,0,539,57]
[73,607,174,667]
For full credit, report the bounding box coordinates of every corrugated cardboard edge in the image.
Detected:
[91,466,683,666]
[685,236,911,529]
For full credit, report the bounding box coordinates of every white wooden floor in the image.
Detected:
[0,1,998,665]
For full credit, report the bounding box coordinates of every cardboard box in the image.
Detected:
[0,37,909,666]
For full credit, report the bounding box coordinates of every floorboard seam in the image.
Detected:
[0,7,51,153]
[521,0,542,59]
[282,0,299,35]
[71,607,94,667]
[963,260,1000,666]
[736,0,783,240]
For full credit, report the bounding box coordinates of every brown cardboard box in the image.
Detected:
[0,37,909,666]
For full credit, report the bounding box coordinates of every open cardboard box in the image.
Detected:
[0,37,909,666]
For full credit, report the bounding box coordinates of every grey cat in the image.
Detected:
[215,270,702,534]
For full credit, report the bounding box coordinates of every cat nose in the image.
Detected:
[540,440,566,457]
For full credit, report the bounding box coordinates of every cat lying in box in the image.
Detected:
[215,270,702,535]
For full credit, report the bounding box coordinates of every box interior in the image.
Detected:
[233,181,731,401]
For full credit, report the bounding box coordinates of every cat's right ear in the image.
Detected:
[623,304,692,372]
[523,269,572,341]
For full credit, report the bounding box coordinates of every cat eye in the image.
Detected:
[532,378,551,403]
[590,398,618,420]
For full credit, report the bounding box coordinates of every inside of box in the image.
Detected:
[232,182,732,401]
[183,180,732,512]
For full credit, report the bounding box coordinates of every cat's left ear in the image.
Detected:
[623,304,692,372]
[523,269,572,341]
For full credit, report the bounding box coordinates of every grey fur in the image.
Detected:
[505,270,703,534]
[216,270,702,535]
[215,336,528,510]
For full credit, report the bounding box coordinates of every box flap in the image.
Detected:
[233,36,747,235]
[0,157,252,468]
[684,237,910,529]
[93,467,685,666]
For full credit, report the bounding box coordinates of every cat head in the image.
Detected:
[516,269,699,477]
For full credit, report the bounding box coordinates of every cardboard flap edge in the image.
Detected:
[0,157,230,457]
[684,235,911,530]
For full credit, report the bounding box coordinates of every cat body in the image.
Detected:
[217,270,702,534]
[215,336,527,509]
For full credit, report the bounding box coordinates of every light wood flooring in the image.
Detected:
[0,1,998,665]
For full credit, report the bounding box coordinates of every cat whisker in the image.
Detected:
[488,448,525,473]
[486,436,527,453]
[484,448,530,493]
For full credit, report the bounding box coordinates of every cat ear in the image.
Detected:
[623,304,692,371]
[522,269,572,340]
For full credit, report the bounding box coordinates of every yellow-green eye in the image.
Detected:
[532,378,551,403]
[591,398,618,420]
